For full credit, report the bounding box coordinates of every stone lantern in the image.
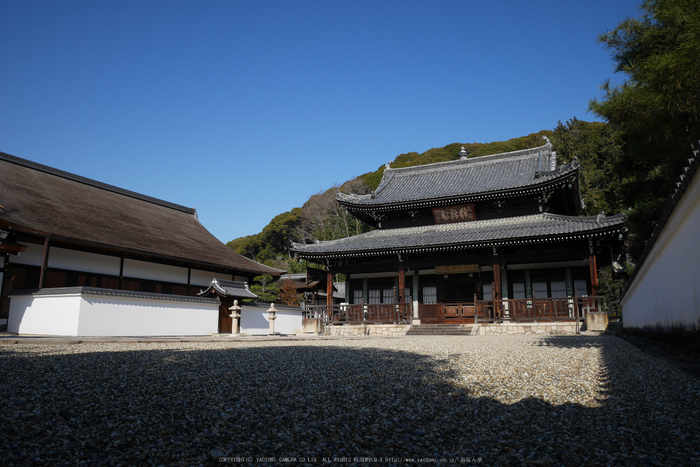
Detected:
[228,300,242,335]
[267,303,277,335]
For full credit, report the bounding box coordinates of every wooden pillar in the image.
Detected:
[38,236,50,288]
[493,262,501,301]
[398,267,405,303]
[588,239,599,296]
[589,252,599,296]
[326,270,334,323]
[412,272,420,320]
[326,271,333,306]
[118,257,125,290]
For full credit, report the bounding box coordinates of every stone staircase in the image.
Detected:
[406,324,474,336]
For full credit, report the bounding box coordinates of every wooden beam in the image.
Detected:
[38,237,50,288]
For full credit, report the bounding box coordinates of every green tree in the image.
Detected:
[551,118,625,216]
[589,0,700,259]
[249,274,279,303]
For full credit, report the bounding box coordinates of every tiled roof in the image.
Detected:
[198,279,258,299]
[0,151,283,276]
[291,213,625,259]
[337,141,579,210]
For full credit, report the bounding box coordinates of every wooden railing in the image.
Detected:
[303,295,618,327]
[474,295,616,322]
[302,303,412,325]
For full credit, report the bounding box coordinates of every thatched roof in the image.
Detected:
[0,151,282,276]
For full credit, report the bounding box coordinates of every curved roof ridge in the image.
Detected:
[383,141,551,175]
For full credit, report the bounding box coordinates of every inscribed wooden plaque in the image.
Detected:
[432,204,476,224]
[436,264,480,274]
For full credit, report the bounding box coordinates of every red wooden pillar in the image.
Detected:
[326,271,333,306]
[589,253,599,296]
[326,271,333,322]
[493,262,501,301]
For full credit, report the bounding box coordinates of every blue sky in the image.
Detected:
[1,0,642,243]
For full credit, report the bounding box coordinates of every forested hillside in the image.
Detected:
[226,130,566,272]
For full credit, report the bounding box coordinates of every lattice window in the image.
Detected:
[573,279,588,297]
[382,288,394,304]
[533,281,549,298]
[482,284,493,301]
[353,289,363,304]
[550,281,567,298]
[512,282,525,299]
[422,286,437,304]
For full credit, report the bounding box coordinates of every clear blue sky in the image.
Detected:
[1,0,641,243]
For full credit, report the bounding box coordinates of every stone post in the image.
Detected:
[267,303,277,335]
[228,300,241,335]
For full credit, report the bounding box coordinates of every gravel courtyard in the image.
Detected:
[1,334,699,466]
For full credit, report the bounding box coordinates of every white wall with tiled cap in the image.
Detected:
[8,288,218,336]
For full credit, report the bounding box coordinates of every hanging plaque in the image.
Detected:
[432,204,476,224]
[436,264,480,274]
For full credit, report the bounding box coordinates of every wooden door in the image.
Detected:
[218,302,233,333]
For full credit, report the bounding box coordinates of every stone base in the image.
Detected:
[326,324,410,337]
[586,312,609,332]
[303,318,323,334]
[477,322,582,336]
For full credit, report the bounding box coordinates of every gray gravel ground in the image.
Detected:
[1,334,699,466]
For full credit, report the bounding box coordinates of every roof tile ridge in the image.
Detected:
[0,150,195,215]
[385,142,551,175]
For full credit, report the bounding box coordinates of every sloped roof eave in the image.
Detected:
[292,213,625,260]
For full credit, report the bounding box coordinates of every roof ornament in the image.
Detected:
[459,147,469,160]
[542,136,551,145]
[596,212,605,223]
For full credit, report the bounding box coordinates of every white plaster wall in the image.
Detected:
[190,269,233,287]
[8,242,44,266]
[48,247,121,276]
[8,294,81,336]
[77,296,218,336]
[123,259,188,284]
[7,291,218,336]
[622,173,700,329]
[240,305,303,335]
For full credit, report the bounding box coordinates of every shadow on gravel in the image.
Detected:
[0,337,699,466]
